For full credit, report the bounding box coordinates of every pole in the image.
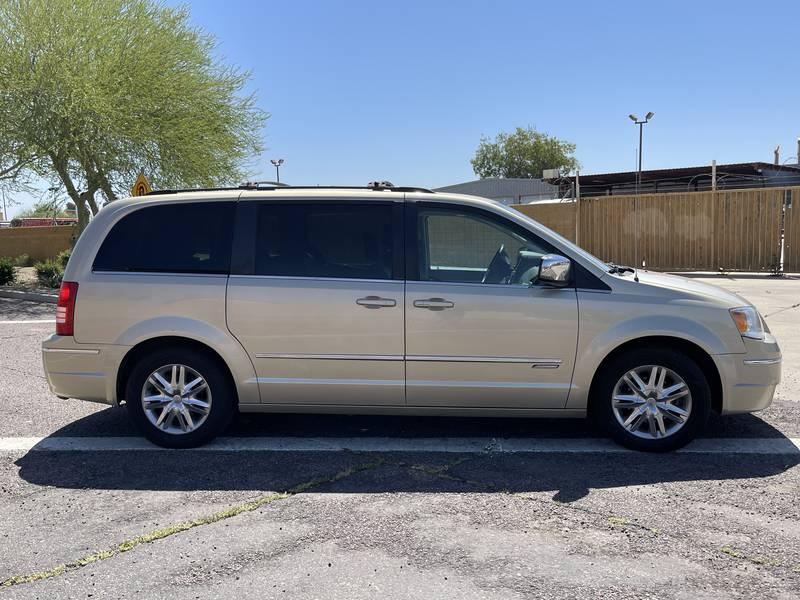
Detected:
[575,171,581,245]
[635,122,643,269]
[274,164,280,183]
[711,160,717,191]
[637,122,643,194]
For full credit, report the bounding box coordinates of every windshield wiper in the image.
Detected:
[607,262,636,274]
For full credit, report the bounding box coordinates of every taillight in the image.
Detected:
[56,281,79,336]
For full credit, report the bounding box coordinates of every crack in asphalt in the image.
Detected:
[0,364,46,380]
[0,332,45,341]
[763,301,800,318]
[402,457,798,576]
[0,458,385,589]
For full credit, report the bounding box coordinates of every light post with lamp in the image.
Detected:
[628,112,654,194]
[270,159,284,183]
[628,112,654,273]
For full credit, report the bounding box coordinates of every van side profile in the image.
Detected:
[42,185,781,451]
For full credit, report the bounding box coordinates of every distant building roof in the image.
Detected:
[565,162,800,196]
[434,178,557,204]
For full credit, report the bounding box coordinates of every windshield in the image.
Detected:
[497,203,611,273]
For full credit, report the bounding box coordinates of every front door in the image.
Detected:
[227,199,405,405]
[405,202,578,408]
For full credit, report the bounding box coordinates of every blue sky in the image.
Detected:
[9,0,800,214]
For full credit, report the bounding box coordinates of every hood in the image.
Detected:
[631,271,752,308]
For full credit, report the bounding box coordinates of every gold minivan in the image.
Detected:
[42,183,782,451]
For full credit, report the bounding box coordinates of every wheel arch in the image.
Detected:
[586,335,723,416]
[116,336,239,406]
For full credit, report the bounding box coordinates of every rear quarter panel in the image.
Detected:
[72,272,259,405]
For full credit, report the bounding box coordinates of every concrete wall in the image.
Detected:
[0,226,75,262]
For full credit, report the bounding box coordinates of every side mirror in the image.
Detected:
[536,254,571,287]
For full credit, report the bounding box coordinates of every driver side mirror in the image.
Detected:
[536,254,571,287]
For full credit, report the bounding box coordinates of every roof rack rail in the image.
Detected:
[147,182,435,195]
[146,186,241,195]
[240,180,290,188]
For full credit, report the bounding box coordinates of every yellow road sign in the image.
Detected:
[131,173,152,197]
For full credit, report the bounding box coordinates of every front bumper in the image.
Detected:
[42,334,124,405]
[714,334,782,415]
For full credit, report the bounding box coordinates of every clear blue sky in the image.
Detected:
[9,0,800,215]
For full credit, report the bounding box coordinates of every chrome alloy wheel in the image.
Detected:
[611,365,692,440]
[141,364,212,435]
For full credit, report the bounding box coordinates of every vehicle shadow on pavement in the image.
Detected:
[22,403,793,439]
[14,409,800,502]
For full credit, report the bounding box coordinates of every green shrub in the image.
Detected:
[0,257,15,286]
[56,248,72,270]
[14,253,32,267]
[34,259,63,288]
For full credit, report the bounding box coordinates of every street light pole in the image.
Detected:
[637,122,643,192]
[629,112,654,194]
[628,112,654,274]
[270,159,284,183]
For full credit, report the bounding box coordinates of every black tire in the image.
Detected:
[125,347,235,448]
[593,348,710,452]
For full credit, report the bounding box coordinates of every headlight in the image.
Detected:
[729,306,764,340]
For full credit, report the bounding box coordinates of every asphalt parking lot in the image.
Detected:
[1,275,799,599]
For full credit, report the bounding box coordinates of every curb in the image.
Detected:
[0,289,58,304]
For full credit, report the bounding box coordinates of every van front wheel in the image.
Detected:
[594,349,710,452]
[125,348,235,448]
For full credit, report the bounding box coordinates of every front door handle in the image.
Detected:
[413,297,455,311]
[356,296,397,309]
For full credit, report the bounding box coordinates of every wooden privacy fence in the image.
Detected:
[513,187,795,272]
[784,189,800,272]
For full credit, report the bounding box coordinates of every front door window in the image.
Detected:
[417,208,555,285]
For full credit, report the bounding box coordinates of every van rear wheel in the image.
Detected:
[125,348,235,448]
[594,348,710,452]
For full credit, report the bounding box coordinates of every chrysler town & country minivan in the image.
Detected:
[42,183,782,451]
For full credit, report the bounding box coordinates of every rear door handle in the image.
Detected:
[356,296,397,309]
[413,297,455,311]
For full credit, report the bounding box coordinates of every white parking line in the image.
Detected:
[0,436,798,454]
[0,319,55,324]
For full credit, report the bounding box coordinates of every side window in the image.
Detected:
[93,202,235,274]
[254,203,395,280]
[417,206,555,285]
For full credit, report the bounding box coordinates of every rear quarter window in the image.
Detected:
[93,202,235,274]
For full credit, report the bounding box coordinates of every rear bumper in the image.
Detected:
[41,335,123,405]
[714,335,782,415]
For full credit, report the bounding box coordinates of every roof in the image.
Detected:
[434,178,557,198]
[108,186,504,214]
[571,162,800,186]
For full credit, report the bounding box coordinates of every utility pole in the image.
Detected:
[270,159,284,183]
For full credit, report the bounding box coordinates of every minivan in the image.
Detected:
[42,183,782,451]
